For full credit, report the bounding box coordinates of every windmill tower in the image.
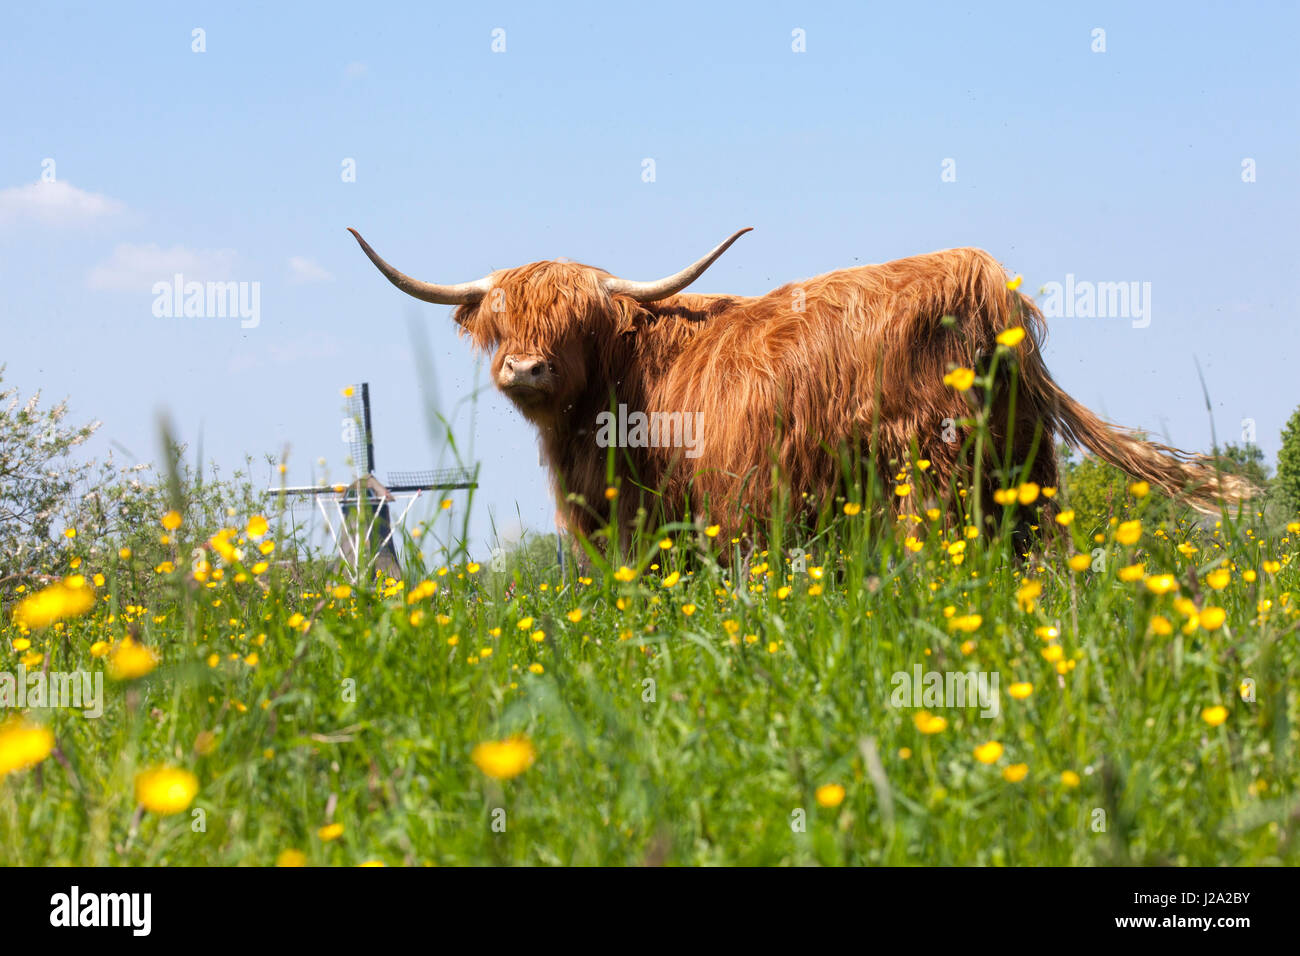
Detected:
[271,383,477,582]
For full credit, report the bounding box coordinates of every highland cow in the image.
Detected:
[349,227,1252,548]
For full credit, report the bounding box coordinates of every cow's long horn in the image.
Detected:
[602,228,752,302]
[348,228,492,305]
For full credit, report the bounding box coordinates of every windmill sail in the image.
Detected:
[344,383,376,478]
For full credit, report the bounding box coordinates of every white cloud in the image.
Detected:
[87,243,238,292]
[288,255,334,284]
[0,180,125,228]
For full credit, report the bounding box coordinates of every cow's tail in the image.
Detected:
[1012,299,1256,514]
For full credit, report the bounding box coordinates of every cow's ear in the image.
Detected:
[453,303,499,351]
[610,299,647,337]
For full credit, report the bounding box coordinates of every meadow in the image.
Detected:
[2,464,1296,867]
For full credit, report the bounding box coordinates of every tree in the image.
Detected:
[0,369,100,577]
[1057,446,1147,534]
[1275,406,1300,518]
[1215,442,1270,491]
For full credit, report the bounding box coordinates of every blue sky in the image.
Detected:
[3,1,1297,555]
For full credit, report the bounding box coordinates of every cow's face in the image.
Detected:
[348,226,751,423]
[453,261,628,420]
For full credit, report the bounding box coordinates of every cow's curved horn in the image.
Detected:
[602,228,752,302]
[348,228,492,305]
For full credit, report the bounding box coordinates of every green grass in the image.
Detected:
[2,486,1297,866]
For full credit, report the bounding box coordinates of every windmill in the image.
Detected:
[270,383,476,582]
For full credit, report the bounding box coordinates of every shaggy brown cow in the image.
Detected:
[349,227,1252,546]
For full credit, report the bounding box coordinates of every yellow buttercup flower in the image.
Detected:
[1198,607,1226,631]
[662,571,681,588]
[843,502,862,516]
[134,767,199,815]
[1118,563,1145,582]
[1002,763,1029,783]
[1201,705,1228,727]
[246,514,269,538]
[566,608,583,623]
[974,741,1004,764]
[1068,554,1091,572]
[997,326,1026,347]
[613,566,637,583]
[161,510,182,531]
[1116,520,1142,546]
[1145,574,1177,595]
[1129,481,1150,498]
[1016,580,1042,612]
[471,736,536,780]
[11,578,96,630]
[317,823,345,841]
[1205,568,1230,590]
[944,367,976,391]
[815,783,846,808]
[1005,275,1023,291]
[1060,770,1081,788]
[913,711,948,734]
[107,636,159,681]
[0,718,55,776]
[1055,510,1075,526]
[277,849,307,867]
[1008,682,1033,700]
